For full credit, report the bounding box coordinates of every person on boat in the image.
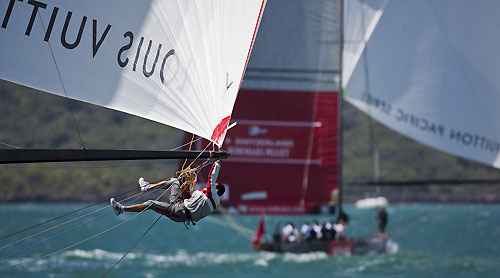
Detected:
[321,221,334,240]
[282,222,298,242]
[376,208,388,238]
[272,223,281,245]
[334,211,350,240]
[300,222,311,241]
[333,219,346,240]
[110,160,225,225]
[311,220,323,240]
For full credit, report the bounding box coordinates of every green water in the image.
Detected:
[0,203,499,278]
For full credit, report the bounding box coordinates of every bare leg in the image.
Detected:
[124,203,147,212]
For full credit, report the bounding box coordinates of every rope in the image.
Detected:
[0,175,178,261]
[388,214,428,238]
[174,135,214,194]
[0,188,169,269]
[171,136,202,150]
[0,190,148,261]
[101,215,162,278]
[181,133,196,171]
[0,162,213,267]
[178,133,197,193]
[0,138,208,242]
[177,167,197,193]
[102,152,214,277]
[204,209,254,240]
[186,140,214,170]
[0,187,138,242]
[0,191,141,251]
[101,152,214,276]
[194,172,254,240]
[0,141,20,149]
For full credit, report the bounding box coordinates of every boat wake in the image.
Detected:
[385,240,399,255]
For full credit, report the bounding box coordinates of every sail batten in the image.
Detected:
[0,0,266,147]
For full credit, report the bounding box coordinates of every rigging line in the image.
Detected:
[0,186,140,241]
[186,139,214,170]
[36,12,85,149]
[359,0,380,185]
[0,163,213,260]
[0,141,20,149]
[181,133,196,171]
[102,215,162,278]
[0,140,206,240]
[108,157,215,276]
[203,216,253,240]
[0,191,141,251]
[219,206,254,239]
[0,179,170,260]
[171,135,202,151]
[389,214,428,238]
[194,175,253,240]
[0,183,173,270]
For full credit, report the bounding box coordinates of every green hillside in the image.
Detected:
[0,80,183,202]
[1,80,499,203]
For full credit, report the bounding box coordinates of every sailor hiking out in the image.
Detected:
[110,161,225,225]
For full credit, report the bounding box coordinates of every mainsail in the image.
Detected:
[344,0,500,169]
[0,0,266,147]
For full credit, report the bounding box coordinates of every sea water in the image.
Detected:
[0,203,499,278]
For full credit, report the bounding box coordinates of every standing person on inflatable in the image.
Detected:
[110,160,225,225]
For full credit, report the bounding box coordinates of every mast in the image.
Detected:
[0,149,229,164]
[337,0,345,220]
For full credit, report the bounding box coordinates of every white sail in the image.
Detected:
[344,0,500,169]
[343,0,387,89]
[0,0,266,146]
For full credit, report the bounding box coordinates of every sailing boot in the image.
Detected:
[110,198,124,216]
[138,177,150,192]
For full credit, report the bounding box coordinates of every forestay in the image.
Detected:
[0,0,266,147]
[344,0,500,169]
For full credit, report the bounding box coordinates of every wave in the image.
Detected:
[282,252,329,263]
[3,248,335,271]
[64,249,136,261]
[62,249,284,267]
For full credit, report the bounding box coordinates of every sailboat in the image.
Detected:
[183,0,342,215]
[218,0,500,255]
[0,0,267,270]
[344,0,500,170]
[0,0,267,163]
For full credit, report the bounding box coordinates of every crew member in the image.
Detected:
[110,161,225,225]
[376,208,388,238]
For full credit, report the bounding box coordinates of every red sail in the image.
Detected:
[252,215,266,246]
[181,88,339,214]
